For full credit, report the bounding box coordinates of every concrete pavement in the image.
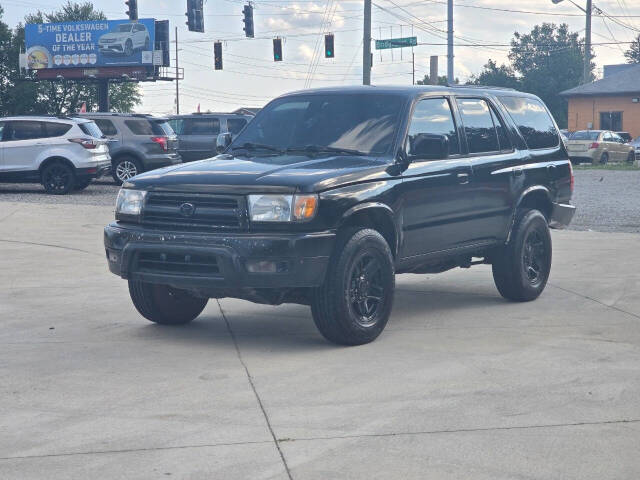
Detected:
[1,201,639,479]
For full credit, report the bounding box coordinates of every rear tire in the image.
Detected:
[41,161,75,195]
[112,156,142,185]
[492,209,552,302]
[311,228,395,345]
[128,281,208,325]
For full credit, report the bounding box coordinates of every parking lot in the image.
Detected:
[1,169,640,479]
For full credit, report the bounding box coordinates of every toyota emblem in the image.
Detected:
[179,202,196,217]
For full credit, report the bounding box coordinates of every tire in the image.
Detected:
[599,152,609,165]
[128,280,208,325]
[112,156,142,185]
[41,161,75,195]
[74,178,92,191]
[492,209,552,302]
[124,40,133,56]
[311,228,395,345]
[626,151,635,164]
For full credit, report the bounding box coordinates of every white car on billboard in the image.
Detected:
[98,22,150,56]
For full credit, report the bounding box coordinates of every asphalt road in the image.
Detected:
[1,202,639,479]
[1,169,638,232]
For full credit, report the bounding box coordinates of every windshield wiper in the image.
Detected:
[286,145,366,156]
[231,142,283,155]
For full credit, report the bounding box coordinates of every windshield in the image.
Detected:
[117,24,133,32]
[231,93,405,157]
[570,130,600,140]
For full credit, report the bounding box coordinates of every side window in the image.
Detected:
[456,98,499,154]
[489,106,512,151]
[227,118,247,135]
[499,96,559,150]
[42,122,72,138]
[94,119,118,136]
[187,118,220,135]
[407,97,460,156]
[124,119,155,135]
[168,119,184,135]
[6,121,45,141]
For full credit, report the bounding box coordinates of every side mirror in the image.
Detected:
[216,132,232,153]
[408,133,449,160]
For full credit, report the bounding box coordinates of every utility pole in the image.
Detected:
[447,0,453,84]
[97,79,109,112]
[584,0,592,83]
[412,52,415,85]
[175,26,180,114]
[363,0,372,85]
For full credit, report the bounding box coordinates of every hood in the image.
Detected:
[125,153,394,194]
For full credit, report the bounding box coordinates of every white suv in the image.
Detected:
[0,116,111,194]
[98,23,150,56]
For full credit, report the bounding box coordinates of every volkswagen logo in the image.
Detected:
[179,202,196,217]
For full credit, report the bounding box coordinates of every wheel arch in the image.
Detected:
[38,156,76,177]
[508,186,553,242]
[338,203,399,258]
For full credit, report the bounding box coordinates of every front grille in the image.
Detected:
[142,192,244,232]
[136,251,220,276]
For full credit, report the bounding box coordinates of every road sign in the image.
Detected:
[375,36,417,50]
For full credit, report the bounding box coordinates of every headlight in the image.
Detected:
[248,194,318,222]
[116,189,146,218]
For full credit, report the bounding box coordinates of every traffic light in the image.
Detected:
[324,34,334,58]
[214,42,223,70]
[186,0,205,33]
[242,4,254,38]
[273,38,283,62]
[125,0,138,20]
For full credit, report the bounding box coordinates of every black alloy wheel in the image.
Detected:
[348,253,386,328]
[41,162,75,195]
[522,229,546,287]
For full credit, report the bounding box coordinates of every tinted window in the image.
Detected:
[168,119,185,134]
[187,118,220,135]
[227,118,247,135]
[42,122,72,137]
[6,121,45,140]
[570,130,599,141]
[600,112,622,131]
[152,121,174,136]
[489,107,512,151]
[233,93,404,156]
[499,96,559,149]
[94,119,118,136]
[407,97,459,156]
[457,98,499,154]
[79,121,103,138]
[125,119,155,135]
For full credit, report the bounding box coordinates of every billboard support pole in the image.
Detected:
[98,79,109,112]
[175,26,180,115]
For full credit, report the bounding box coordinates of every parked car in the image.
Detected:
[0,116,110,194]
[566,130,635,164]
[104,85,575,345]
[631,136,640,162]
[167,113,253,162]
[616,131,632,143]
[77,113,181,184]
[98,22,150,56]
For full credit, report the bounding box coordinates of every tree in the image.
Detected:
[0,1,141,115]
[416,74,455,86]
[625,34,640,64]
[471,23,589,128]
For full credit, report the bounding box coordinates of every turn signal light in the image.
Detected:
[293,194,318,221]
[588,142,599,149]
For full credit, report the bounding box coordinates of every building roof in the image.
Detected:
[561,64,640,97]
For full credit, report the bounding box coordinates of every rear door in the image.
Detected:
[181,117,220,161]
[610,132,627,161]
[92,118,122,154]
[2,121,49,172]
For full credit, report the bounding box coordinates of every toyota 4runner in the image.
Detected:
[104,86,575,345]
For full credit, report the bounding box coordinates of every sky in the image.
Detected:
[3,0,640,114]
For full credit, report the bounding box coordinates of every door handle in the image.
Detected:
[457,172,470,184]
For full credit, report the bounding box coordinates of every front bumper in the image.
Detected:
[549,202,576,229]
[104,223,335,289]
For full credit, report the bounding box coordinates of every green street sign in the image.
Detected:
[375,37,417,50]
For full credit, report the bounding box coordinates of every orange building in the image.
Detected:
[561,64,640,139]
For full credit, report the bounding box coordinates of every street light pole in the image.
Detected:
[363,0,372,85]
[447,0,454,84]
[551,0,592,83]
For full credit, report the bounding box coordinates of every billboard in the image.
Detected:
[25,18,156,70]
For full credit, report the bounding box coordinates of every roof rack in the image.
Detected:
[447,84,516,91]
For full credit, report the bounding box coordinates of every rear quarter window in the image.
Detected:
[43,122,72,137]
[498,96,559,150]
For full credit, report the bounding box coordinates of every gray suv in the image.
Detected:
[78,113,181,184]
[168,113,252,162]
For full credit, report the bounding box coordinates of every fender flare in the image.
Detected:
[507,185,553,242]
[338,202,400,257]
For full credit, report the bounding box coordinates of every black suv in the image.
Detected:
[104,86,575,345]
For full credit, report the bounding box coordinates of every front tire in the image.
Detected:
[41,161,75,195]
[492,209,552,302]
[599,152,609,165]
[311,228,395,345]
[128,281,208,325]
